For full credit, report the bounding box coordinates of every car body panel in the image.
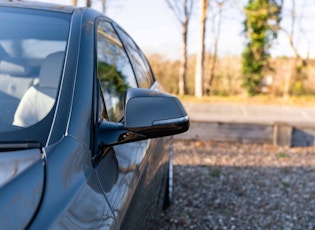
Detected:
[47,7,89,146]
[30,136,117,229]
[0,148,44,230]
[0,1,75,13]
[120,137,171,229]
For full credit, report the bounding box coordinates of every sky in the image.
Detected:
[27,0,315,60]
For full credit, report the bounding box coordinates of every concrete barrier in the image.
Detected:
[176,121,315,147]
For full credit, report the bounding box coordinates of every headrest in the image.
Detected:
[0,58,30,76]
[39,51,65,88]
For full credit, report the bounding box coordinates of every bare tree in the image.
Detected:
[165,0,194,95]
[281,0,306,98]
[207,0,225,95]
[282,0,294,98]
[195,0,209,97]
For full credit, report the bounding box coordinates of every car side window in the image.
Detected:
[115,26,154,89]
[96,20,138,122]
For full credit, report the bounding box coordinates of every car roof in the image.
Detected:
[0,0,75,13]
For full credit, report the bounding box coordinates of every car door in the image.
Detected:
[113,24,172,226]
[94,19,169,228]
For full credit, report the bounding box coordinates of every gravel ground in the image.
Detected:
[157,140,315,230]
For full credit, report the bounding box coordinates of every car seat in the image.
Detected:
[13,52,64,127]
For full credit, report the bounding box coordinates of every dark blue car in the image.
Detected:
[0,1,189,229]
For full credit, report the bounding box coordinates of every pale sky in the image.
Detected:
[22,0,315,60]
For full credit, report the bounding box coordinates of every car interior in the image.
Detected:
[0,54,37,125]
[13,51,64,127]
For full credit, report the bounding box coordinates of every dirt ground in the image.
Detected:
[157,140,315,229]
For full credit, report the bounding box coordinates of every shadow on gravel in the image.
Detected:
[157,140,315,230]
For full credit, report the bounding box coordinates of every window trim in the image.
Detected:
[112,23,155,88]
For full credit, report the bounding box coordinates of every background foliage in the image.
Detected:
[242,0,283,96]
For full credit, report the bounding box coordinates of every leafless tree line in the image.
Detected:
[71,0,314,98]
[165,0,314,97]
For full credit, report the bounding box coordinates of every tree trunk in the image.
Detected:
[101,0,106,13]
[86,0,92,7]
[179,18,188,96]
[195,0,208,97]
[283,0,298,98]
[165,0,194,95]
[208,1,224,94]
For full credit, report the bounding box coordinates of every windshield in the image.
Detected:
[0,7,70,146]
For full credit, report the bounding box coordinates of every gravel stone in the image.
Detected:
[156,140,315,229]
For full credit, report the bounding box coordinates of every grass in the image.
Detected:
[276,152,290,159]
[178,94,315,107]
[210,169,221,178]
[282,182,291,188]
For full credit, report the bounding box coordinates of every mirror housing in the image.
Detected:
[98,88,189,146]
[124,88,189,138]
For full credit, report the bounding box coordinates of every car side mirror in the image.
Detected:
[98,88,189,146]
[124,88,189,138]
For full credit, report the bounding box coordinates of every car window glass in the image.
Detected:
[115,26,154,89]
[0,9,69,131]
[96,20,137,122]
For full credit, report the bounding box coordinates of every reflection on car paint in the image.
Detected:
[0,148,44,230]
[30,136,117,229]
[0,148,42,185]
[56,178,116,229]
[115,140,149,172]
[103,140,150,221]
